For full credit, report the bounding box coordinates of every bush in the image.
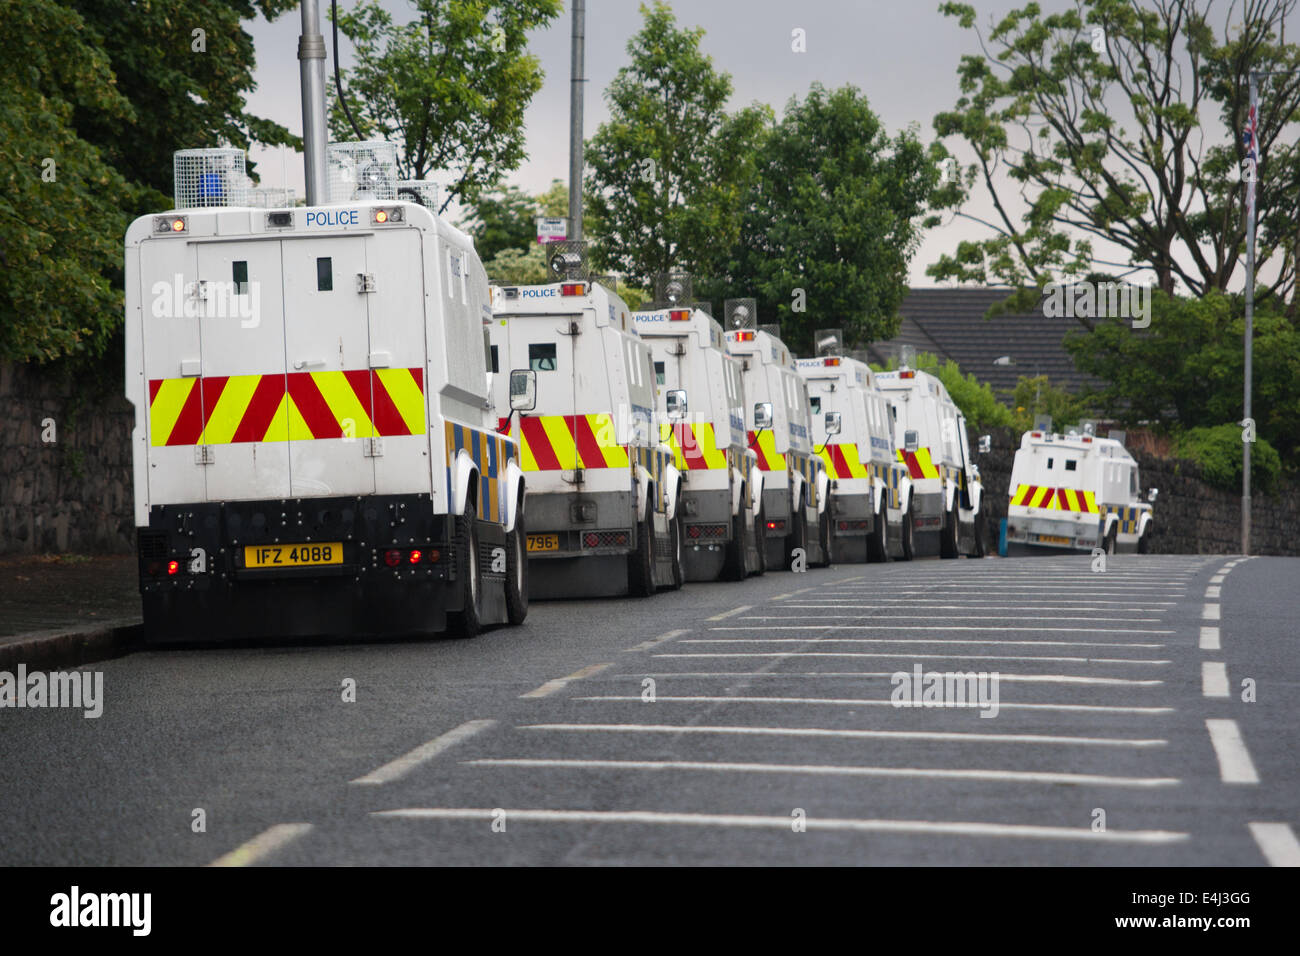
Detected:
[1175,424,1281,494]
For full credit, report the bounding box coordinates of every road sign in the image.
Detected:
[536,217,567,243]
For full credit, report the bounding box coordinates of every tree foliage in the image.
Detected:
[585,1,770,290]
[329,0,561,211]
[461,179,566,262]
[729,84,936,355]
[1177,423,1281,492]
[930,0,1300,313]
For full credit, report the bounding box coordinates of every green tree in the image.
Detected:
[1176,424,1282,493]
[329,0,562,210]
[1065,290,1300,464]
[585,1,770,290]
[0,0,139,361]
[729,84,936,355]
[67,0,300,210]
[1009,375,1093,433]
[462,178,568,263]
[929,1,1300,313]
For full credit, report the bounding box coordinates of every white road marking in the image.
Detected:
[575,695,1174,714]
[1202,662,1229,698]
[466,757,1180,788]
[1248,823,1300,867]
[352,719,496,785]
[633,671,1162,686]
[711,624,1174,635]
[1204,585,1221,599]
[1199,627,1221,650]
[782,603,1173,611]
[624,630,688,653]
[521,663,613,698]
[207,823,313,867]
[690,638,1166,648]
[1210,574,1225,584]
[706,605,752,622]
[747,613,1163,622]
[521,722,1168,747]
[1206,719,1260,783]
[657,652,1170,665]
[372,807,1187,843]
[1203,603,1220,620]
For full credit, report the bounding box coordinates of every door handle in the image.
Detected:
[293,358,326,370]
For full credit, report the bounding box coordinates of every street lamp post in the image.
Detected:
[1242,73,1259,555]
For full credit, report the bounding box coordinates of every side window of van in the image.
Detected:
[529,343,557,371]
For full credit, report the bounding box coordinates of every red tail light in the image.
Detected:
[408,549,422,564]
[384,550,401,567]
[561,282,586,296]
[669,310,690,321]
[585,533,598,547]
[166,560,180,576]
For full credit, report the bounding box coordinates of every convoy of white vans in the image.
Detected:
[124,146,1156,640]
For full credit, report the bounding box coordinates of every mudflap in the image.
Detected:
[835,533,870,564]
[528,554,630,599]
[475,521,510,626]
[911,529,943,559]
[651,509,676,589]
[685,547,726,582]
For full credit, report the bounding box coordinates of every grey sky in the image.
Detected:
[242,1,1262,289]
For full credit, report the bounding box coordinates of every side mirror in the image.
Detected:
[1148,487,1159,503]
[824,411,842,436]
[904,429,919,452]
[509,368,536,412]
[666,389,688,422]
[754,402,773,430]
[978,434,991,454]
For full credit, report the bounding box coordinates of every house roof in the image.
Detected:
[859,288,1101,396]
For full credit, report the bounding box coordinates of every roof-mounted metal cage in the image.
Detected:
[815,329,844,357]
[397,179,438,209]
[327,141,399,204]
[546,240,590,280]
[724,297,757,330]
[173,148,246,209]
[239,186,296,208]
[653,273,693,309]
[759,322,781,339]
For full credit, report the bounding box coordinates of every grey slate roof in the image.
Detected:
[860,288,1102,396]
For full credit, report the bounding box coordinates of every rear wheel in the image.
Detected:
[1104,522,1118,555]
[940,502,960,559]
[504,498,528,625]
[812,506,833,568]
[628,509,655,597]
[1138,524,1152,554]
[784,501,807,570]
[972,512,987,558]
[754,506,768,575]
[868,497,890,563]
[722,509,747,581]
[668,510,685,590]
[448,501,483,638]
[900,502,915,561]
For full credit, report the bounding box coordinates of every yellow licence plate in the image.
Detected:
[526,534,559,552]
[244,542,344,568]
[1036,534,1072,545]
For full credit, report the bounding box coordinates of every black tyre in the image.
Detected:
[504,497,528,625]
[1138,524,1152,554]
[448,501,483,638]
[1104,522,1118,555]
[972,512,987,558]
[669,511,685,590]
[628,509,655,597]
[940,502,960,559]
[813,506,833,568]
[868,497,890,563]
[784,500,807,571]
[900,502,915,561]
[722,510,747,581]
[754,506,768,575]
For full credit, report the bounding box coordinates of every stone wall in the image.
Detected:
[973,425,1299,556]
[0,362,135,555]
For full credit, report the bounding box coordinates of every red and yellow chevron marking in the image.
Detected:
[147,369,425,446]
[658,422,728,471]
[747,430,786,472]
[1009,484,1098,513]
[897,447,941,480]
[819,442,871,480]
[516,414,631,472]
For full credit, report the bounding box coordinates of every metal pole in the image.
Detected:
[1242,73,1258,555]
[298,0,329,205]
[568,0,586,241]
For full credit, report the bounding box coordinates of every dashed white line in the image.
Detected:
[625,630,688,653]
[521,663,613,698]
[1205,719,1260,783]
[465,757,1181,788]
[689,637,1166,648]
[1199,627,1221,650]
[520,722,1168,747]
[1203,603,1221,620]
[706,605,752,622]
[1202,662,1229,698]
[575,695,1174,715]
[371,807,1187,844]
[1205,585,1221,599]
[1209,574,1226,584]
[352,719,496,785]
[1248,823,1300,867]
[710,624,1174,635]
[207,823,314,867]
[656,652,1170,665]
[633,671,1163,686]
